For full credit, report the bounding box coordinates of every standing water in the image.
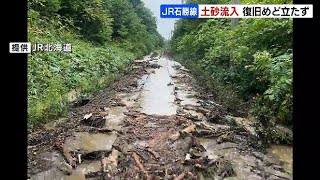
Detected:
[267,145,293,175]
[141,57,177,115]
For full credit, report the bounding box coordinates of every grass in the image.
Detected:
[28,12,136,131]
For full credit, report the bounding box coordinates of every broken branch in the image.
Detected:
[182,124,196,134]
[132,151,147,175]
[56,142,76,167]
[146,148,160,160]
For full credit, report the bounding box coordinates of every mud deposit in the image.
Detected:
[28,55,292,179]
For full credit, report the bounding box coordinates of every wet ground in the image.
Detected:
[28,55,293,179]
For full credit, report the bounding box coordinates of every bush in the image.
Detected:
[170,0,293,125]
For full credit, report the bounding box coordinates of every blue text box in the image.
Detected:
[160,4,199,18]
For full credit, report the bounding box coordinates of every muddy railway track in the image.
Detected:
[28,55,292,180]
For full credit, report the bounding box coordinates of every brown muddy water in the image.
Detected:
[267,145,293,175]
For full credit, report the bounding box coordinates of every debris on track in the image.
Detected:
[28,54,292,180]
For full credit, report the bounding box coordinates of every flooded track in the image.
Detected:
[28,55,292,180]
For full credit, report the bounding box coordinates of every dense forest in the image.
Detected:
[169,0,293,140]
[28,0,164,131]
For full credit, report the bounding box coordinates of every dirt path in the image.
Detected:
[28,55,292,180]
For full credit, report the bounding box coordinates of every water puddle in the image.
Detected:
[199,137,293,179]
[140,57,177,115]
[199,138,264,179]
[109,106,127,116]
[64,132,117,152]
[64,160,101,179]
[30,168,65,180]
[104,106,127,130]
[267,145,293,175]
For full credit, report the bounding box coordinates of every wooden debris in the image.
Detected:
[112,144,123,153]
[146,148,160,160]
[88,127,113,133]
[55,142,76,167]
[97,127,113,133]
[148,130,172,148]
[196,107,210,114]
[182,124,196,134]
[132,151,148,176]
[184,113,202,122]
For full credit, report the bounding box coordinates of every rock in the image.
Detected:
[196,107,210,114]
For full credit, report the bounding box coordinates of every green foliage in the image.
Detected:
[58,0,113,43]
[104,0,164,56]
[29,0,62,13]
[250,52,293,124]
[170,0,293,125]
[28,15,134,129]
